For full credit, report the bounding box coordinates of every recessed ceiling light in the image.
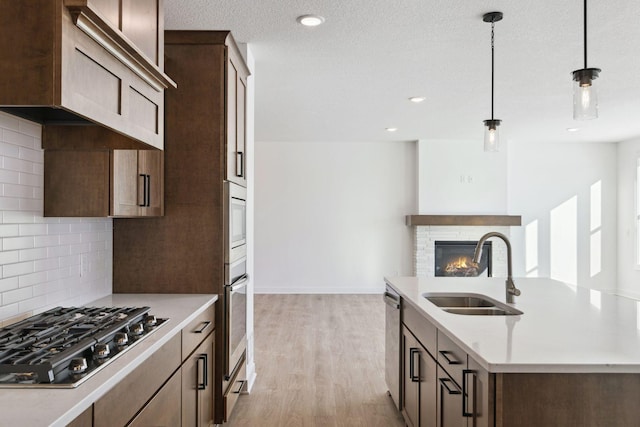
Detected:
[297,14,325,27]
[409,96,426,103]
[566,127,580,132]
[386,127,398,132]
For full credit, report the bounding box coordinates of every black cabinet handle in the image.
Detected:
[236,151,244,177]
[194,320,212,334]
[409,348,420,382]
[439,377,461,395]
[138,174,147,207]
[463,369,476,418]
[145,174,151,207]
[439,350,462,365]
[197,354,207,390]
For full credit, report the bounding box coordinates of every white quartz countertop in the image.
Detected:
[0,293,217,427]
[385,276,640,374]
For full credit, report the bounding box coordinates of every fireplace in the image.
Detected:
[434,241,492,277]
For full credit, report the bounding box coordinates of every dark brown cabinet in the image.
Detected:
[401,302,489,427]
[182,307,216,427]
[226,46,248,187]
[44,148,163,217]
[402,326,437,427]
[0,0,174,149]
[113,31,250,424]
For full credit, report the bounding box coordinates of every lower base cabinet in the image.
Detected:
[66,302,216,427]
[402,326,436,427]
[401,303,489,427]
[182,332,215,427]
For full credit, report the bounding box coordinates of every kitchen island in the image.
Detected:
[386,276,640,426]
[0,293,217,427]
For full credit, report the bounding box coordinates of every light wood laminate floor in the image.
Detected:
[226,294,405,427]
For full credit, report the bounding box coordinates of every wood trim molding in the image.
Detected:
[406,215,522,227]
[65,0,177,91]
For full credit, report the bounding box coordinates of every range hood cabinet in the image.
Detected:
[0,0,175,150]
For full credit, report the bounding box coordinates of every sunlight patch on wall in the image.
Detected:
[590,181,602,277]
[590,289,602,310]
[550,196,578,286]
[525,220,539,277]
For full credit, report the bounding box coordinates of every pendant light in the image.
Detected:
[572,0,601,120]
[483,12,503,152]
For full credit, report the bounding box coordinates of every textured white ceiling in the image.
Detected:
[165,0,640,144]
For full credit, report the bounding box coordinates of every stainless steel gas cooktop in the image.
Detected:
[0,306,167,388]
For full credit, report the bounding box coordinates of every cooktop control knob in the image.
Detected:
[114,332,129,348]
[129,322,144,337]
[68,357,88,375]
[93,343,110,362]
[143,314,157,330]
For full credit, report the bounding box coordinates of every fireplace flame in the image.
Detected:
[445,257,479,276]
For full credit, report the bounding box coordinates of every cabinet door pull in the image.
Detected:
[439,350,462,365]
[145,174,151,207]
[138,174,147,207]
[409,348,420,382]
[197,354,207,390]
[233,379,246,394]
[236,151,244,178]
[462,369,476,418]
[439,377,461,395]
[194,320,212,334]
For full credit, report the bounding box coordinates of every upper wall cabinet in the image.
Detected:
[0,0,176,150]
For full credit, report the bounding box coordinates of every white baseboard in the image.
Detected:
[254,286,383,294]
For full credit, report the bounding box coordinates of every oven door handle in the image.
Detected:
[229,275,249,291]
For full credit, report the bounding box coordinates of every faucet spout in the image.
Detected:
[472,231,521,304]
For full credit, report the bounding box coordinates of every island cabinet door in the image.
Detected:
[402,326,437,427]
[464,357,494,427]
[436,365,466,427]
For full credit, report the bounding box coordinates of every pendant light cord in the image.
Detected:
[583,0,588,69]
[491,21,495,120]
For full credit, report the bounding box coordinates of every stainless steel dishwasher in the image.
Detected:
[384,284,401,410]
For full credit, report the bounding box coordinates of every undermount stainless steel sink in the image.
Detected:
[423,292,523,316]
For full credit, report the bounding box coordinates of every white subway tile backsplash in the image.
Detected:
[0,197,20,211]
[3,286,33,305]
[18,271,48,288]
[0,277,18,293]
[0,142,20,158]
[0,112,112,323]
[19,172,41,187]
[19,247,48,262]
[2,128,36,149]
[18,120,41,139]
[3,261,34,278]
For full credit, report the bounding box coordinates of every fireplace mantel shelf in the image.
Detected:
[406,215,522,227]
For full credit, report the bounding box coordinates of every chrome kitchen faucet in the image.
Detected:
[473,232,521,304]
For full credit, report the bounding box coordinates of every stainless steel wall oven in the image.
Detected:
[223,181,247,380]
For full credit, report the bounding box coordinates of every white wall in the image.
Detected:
[417,139,508,214]
[254,140,416,293]
[0,112,112,325]
[616,138,640,298]
[508,141,618,291]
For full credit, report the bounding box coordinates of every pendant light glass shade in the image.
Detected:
[572,68,600,120]
[483,119,501,152]
[572,0,601,120]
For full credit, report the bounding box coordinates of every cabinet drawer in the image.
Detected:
[127,368,181,427]
[437,330,468,386]
[402,300,437,357]
[94,333,181,427]
[223,350,246,422]
[182,303,215,361]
